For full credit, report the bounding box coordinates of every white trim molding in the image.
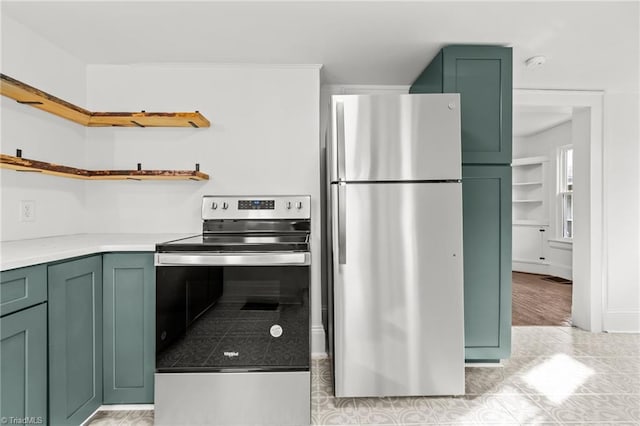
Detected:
[548,263,573,281]
[311,324,327,356]
[513,260,549,275]
[321,84,410,95]
[548,239,573,250]
[97,405,154,411]
[603,311,640,333]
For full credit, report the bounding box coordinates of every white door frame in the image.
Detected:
[514,89,604,332]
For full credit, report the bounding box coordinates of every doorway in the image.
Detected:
[512,90,604,331]
[512,104,574,326]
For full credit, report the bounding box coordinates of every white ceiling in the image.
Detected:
[2,1,638,92]
[2,1,637,136]
[513,105,572,138]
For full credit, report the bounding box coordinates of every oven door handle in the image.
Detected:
[155,252,310,266]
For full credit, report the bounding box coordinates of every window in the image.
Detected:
[558,146,573,239]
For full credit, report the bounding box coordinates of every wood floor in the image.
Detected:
[512,271,572,326]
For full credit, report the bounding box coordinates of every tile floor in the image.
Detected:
[86,326,639,425]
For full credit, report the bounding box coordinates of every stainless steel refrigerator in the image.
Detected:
[328,93,465,397]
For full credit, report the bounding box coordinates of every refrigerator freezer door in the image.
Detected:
[331,182,465,397]
[330,94,461,182]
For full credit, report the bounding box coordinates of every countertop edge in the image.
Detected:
[0,233,192,271]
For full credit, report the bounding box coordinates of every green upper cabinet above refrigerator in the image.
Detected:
[410,45,512,165]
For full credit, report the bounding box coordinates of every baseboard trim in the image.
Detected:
[97,404,154,411]
[603,310,640,332]
[312,352,329,360]
[513,261,549,275]
[465,362,503,368]
[513,261,572,280]
[311,324,326,356]
[548,263,572,280]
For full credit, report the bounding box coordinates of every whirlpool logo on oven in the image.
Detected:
[223,351,239,358]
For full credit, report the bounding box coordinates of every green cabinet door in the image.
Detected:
[103,253,155,404]
[462,166,512,360]
[410,45,512,165]
[0,303,48,425]
[48,255,103,426]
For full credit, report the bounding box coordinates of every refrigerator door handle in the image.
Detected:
[338,182,347,264]
[336,101,346,181]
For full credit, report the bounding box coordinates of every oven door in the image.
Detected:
[155,252,310,373]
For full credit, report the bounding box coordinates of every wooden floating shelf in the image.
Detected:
[0,74,210,128]
[0,154,209,181]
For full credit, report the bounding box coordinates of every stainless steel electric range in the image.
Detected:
[154,195,311,426]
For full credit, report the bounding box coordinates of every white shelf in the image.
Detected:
[513,258,550,266]
[512,156,549,166]
[513,156,547,229]
[513,181,543,186]
[513,220,549,226]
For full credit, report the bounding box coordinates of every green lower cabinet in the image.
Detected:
[102,253,155,404]
[462,166,512,360]
[0,303,48,425]
[48,255,103,426]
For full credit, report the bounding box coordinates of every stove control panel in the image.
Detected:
[202,195,310,220]
[238,199,275,210]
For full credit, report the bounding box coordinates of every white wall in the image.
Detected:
[602,92,640,332]
[512,136,527,158]
[1,16,87,241]
[85,64,324,349]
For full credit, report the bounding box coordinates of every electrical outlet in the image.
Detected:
[20,200,35,222]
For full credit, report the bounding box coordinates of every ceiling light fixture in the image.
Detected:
[525,56,547,68]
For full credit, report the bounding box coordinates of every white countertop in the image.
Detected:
[0,233,194,271]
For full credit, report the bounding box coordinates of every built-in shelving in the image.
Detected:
[513,219,549,226]
[512,156,548,225]
[513,181,543,186]
[0,154,209,181]
[512,156,548,167]
[0,74,210,128]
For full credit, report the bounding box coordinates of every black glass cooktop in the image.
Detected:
[156,233,310,253]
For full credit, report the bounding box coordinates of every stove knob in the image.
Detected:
[296,201,303,210]
[270,324,283,338]
[222,202,229,210]
[286,202,292,210]
[211,202,218,210]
